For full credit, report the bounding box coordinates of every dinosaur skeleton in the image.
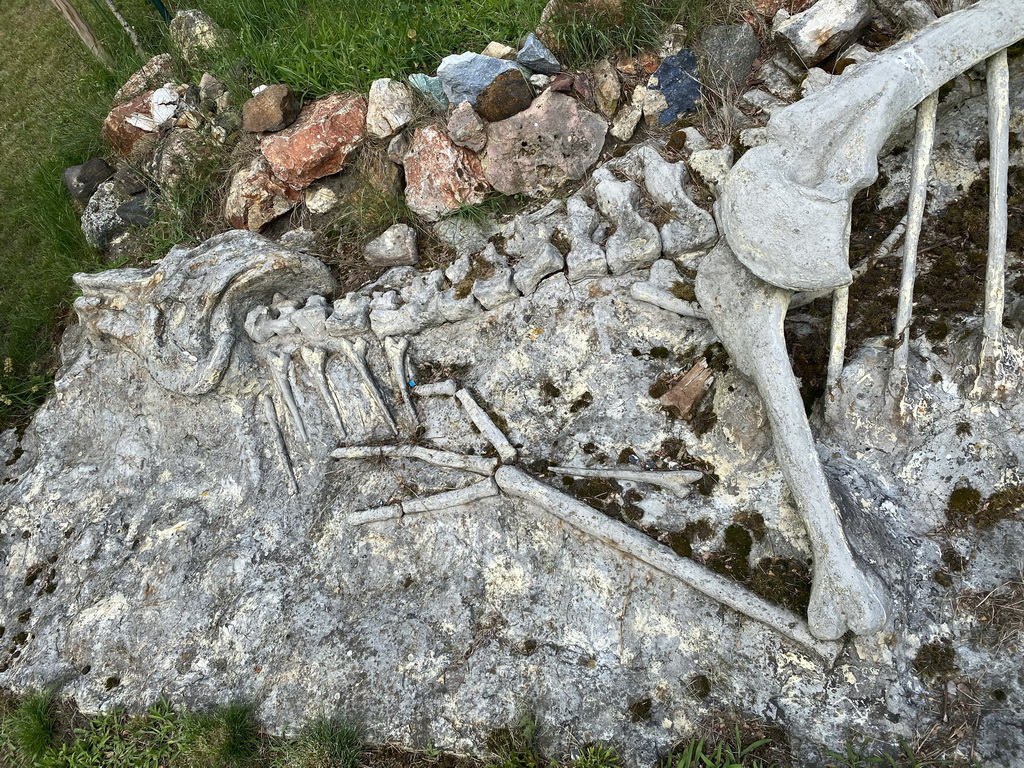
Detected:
[68,1,1023,656]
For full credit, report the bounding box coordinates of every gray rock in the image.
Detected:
[278,227,317,250]
[198,72,226,106]
[326,293,371,335]
[471,245,520,309]
[243,84,300,133]
[437,52,524,108]
[517,32,561,75]
[387,132,413,165]
[447,102,487,152]
[169,9,224,63]
[80,180,133,251]
[115,194,153,227]
[610,85,645,141]
[562,195,608,282]
[364,224,420,267]
[433,217,497,260]
[114,53,175,105]
[150,128,218,191]
[774,0,871,66]
[482,91,607,197]
[688,146,733,191]
[63,158,115,206]
[513,243,564,295]
[593,170,661,274]
[366,78,416,139]
[700,24,760,93]
[408,73,447,111]
[756,51,804,100]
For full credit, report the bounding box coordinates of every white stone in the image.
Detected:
[366,78,416,139]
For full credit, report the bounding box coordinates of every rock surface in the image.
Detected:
[437,52,526,109]
[365,78,416,139]
[408,73,447,111]
[482,91,607,197]
[102,91,158,159]
[169,9,224,63]
[224,157,301,231]
[475,69,534,122]
[403,125,490,220]
[243,84,301,133]
[774,0,871,66]
[447,102,488,152]
[700,24,760,93]
[261,92,367,189]
[114,53,175,104]
[517,32,561,74]
[591,58,620,118]
[364,223,420,267]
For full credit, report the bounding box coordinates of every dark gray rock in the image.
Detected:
[517,32,561,75]
[700,24,760,93]
[645,49,702,126]
[63,158,115,207]
[115,194,154,227]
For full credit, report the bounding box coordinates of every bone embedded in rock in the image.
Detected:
[384,336,416,422]
[349,503,403,526]
[974,48,1010,398]
[331,445,498,476]
[494,466,841,663]
[412,379,458,397]
[400,478,499,522]
[338,337,398,436]
[455,389,517,463]
[658,360,714,421]
[888,90,938,413]
[264,348,308,443]
[629,282,707,319]
[297,345,346,438]
[548,465,702,499]
[262,393,298,495]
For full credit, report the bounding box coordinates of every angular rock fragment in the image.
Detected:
[517,32,561,74]
[700,24,760,93]
[366,78,415,139]
[644,49,702,126]
[447,102,487,152]
[169,9,225,63]
[774,0,871,66]
[437,52,528,111]
[470,245,520,309]
[610,85,645,141]
[150,128,218,192]
[243,84,301,133]
[63,158,115,206]
[688,147,734,191]
[114,53,175,104]
[408,73,447,111]
[403,125,490,221]
[482,91,607,197]
[481,41,517,60]
[591,58,620,118]
[261,92,367,189]
[81,180,135,251]
[102,90,159,159]
[224,156,301,231]
[364,224,420,267]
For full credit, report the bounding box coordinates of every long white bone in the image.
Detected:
[888,91,939,412]
[494,466,841,663]
[629,283,707,319]
[350,478,499,526]
[384,336,416,422]
[549,466,702,499]
[338,338,398,436]
[412,379,458,397]
[973,49,1011,398]
[264,349,308,443]
[262,393,298,495]
[455,389,517,463]
[331,445,497,476]
[297,346,346,438]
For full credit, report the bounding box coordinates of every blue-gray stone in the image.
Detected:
[436,52,523,107]
[408,73,447,111]
[648,49,702,125]
[517,33,561,75]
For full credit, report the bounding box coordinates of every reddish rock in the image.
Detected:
[403,126,490,221]
[261,92,367,189]
[114,53,175,105]
[243,84,301,133]
[102,90,158,159]
[224,157,301,231]
[482,91,607,197]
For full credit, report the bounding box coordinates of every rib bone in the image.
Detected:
[455,389,517,463]
[549,466,702,499]
[338,338,398,436]
[384,336,416,422]
[262,393,298,495]
[973,48,1011,399]
[264,349,307,443]
[495,466,840,663]
[331,445,497,476]
[298,346,346,438]
[412,379,458,397]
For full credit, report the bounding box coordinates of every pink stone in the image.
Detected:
[261,92,367,189]
[403,126,490,221]
[224,157,301,231]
